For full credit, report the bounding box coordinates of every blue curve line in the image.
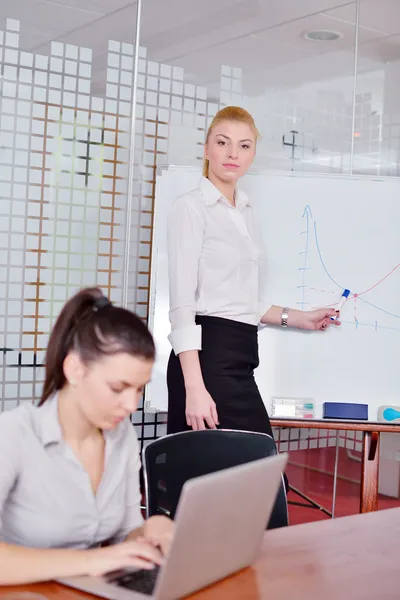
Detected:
[300,205,312,310]
[313,221,343,290]
[310,208,400,320]
[356,296,400,320]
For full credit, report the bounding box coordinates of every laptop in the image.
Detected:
[58,452,288,600]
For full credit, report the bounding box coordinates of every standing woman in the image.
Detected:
[166,106,340,436]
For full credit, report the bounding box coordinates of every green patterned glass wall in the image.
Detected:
[0,5,141,420]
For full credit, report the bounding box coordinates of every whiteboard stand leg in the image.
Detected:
[331,431,340,519]
[360,431,380,513]
[288,486,332,517]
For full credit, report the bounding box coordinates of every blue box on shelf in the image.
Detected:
[323,402,368,420]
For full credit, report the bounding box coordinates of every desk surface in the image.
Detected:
[270,417,400,432]
[1,508,399,600]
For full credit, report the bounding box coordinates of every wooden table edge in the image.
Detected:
[270,418,400,433]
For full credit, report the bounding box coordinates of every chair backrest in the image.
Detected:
[143,429,288,530]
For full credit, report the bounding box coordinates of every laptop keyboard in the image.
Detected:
[109,566,160,596]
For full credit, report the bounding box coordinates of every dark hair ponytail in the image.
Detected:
[39,287,155,405]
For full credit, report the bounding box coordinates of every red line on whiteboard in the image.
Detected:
[356,264,400,297]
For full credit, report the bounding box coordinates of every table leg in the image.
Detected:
[360,431,380,513]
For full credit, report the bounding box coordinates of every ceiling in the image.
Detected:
[0,0,400,97]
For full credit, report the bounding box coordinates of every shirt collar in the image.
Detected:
[34,393,124,447]
[35,393,63,446]
[198,176,250,210]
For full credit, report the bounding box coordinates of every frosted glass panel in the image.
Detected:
[0,9,138,411]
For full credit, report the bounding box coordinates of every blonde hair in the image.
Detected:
[202,106,260,178]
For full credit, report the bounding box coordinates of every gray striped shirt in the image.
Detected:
[0,395,143,548]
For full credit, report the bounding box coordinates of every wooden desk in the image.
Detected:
[271,418,400,513]
[1,508,399,599]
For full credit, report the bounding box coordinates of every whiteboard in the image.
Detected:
[146,167,400,421]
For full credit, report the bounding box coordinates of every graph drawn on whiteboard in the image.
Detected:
[296,204,400,333]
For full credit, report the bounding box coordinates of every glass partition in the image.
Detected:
[0,3,141,424]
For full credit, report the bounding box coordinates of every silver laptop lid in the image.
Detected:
[154,453,288,600]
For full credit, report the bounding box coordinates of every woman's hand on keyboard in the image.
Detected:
[87,540,163,576]
[142,515,174,557]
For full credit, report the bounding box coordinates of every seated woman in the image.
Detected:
[0,287,172,585]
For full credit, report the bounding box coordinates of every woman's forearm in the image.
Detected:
[261,305,304,327]
[0,541,89,585]
[178,350,206,390]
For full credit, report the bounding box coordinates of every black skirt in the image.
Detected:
[167,315,273,437]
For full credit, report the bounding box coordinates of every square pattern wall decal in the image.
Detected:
[0,19,136,414]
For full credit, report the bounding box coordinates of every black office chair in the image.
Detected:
[142,429,288,530]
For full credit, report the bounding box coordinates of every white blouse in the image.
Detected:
[167,176,271,355]
[0,395,143,549]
